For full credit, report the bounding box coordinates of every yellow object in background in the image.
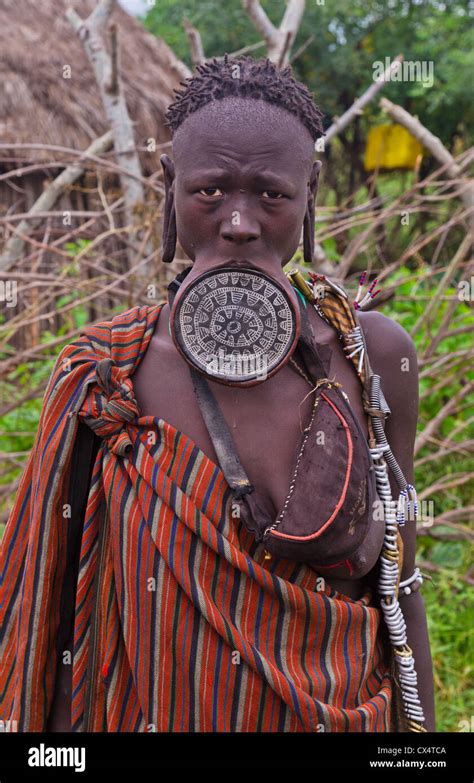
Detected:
[364,124,423,171]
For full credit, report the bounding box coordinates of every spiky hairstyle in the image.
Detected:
[165,54,325,141]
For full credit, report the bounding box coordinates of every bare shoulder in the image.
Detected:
[357,309,419,430]
[358,310,419,497]
[357,314,422,580]
[357,310,417,364]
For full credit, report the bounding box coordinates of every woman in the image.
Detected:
[0,55,435,732]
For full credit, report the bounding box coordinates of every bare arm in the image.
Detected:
[360,311,436,732]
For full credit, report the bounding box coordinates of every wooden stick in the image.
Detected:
[241,0,305,67]
[324,55,404,144]
[0,132,113,272]
[183,16,205,66]
[415,380,474,456]
[411,233,472,339]
[380,96,474,234]
[66,0,149,273]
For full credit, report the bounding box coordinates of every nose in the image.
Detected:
[220,207,261,244]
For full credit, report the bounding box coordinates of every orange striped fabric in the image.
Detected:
[0,304,396,732]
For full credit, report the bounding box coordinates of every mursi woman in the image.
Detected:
[0,55,435,732]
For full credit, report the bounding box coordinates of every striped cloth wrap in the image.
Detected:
[0,302,401,732]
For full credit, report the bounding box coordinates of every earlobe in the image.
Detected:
[303,160,322,264]
[309,159,322,198]
[160,154,177,263]
[160,154,176,191]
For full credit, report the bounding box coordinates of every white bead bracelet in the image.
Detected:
[399,567,424,595]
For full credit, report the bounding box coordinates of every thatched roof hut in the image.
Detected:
[0,0,188,349]
[0,0,185,173]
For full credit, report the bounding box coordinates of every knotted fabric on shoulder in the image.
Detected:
[0,304,399,732]
[79,357,140,456]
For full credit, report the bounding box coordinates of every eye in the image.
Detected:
[262,190,285,199]
[198,187,223,197]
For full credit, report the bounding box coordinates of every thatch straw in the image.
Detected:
[0,0,185,173]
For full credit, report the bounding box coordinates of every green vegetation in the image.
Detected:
[387,267,474,733]
[145,0,472,152]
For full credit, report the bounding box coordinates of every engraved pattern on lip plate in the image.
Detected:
[176,268,295,381]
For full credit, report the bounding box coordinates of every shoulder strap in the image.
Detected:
[287,269,391,447]
[287,268,368,382]
[188,294,328,500]
[288,272,415,500]
[189,367,254,499]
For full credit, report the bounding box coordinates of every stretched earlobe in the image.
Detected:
[162,195,177,263]
[160,154,177,263]
[303,205,314,264]
[303,159,322,264]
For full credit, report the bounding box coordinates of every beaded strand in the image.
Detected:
[295,270,427,733]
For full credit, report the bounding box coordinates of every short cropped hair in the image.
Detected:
[165,53,325,142]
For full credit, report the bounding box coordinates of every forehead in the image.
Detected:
[172,97,314,180]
